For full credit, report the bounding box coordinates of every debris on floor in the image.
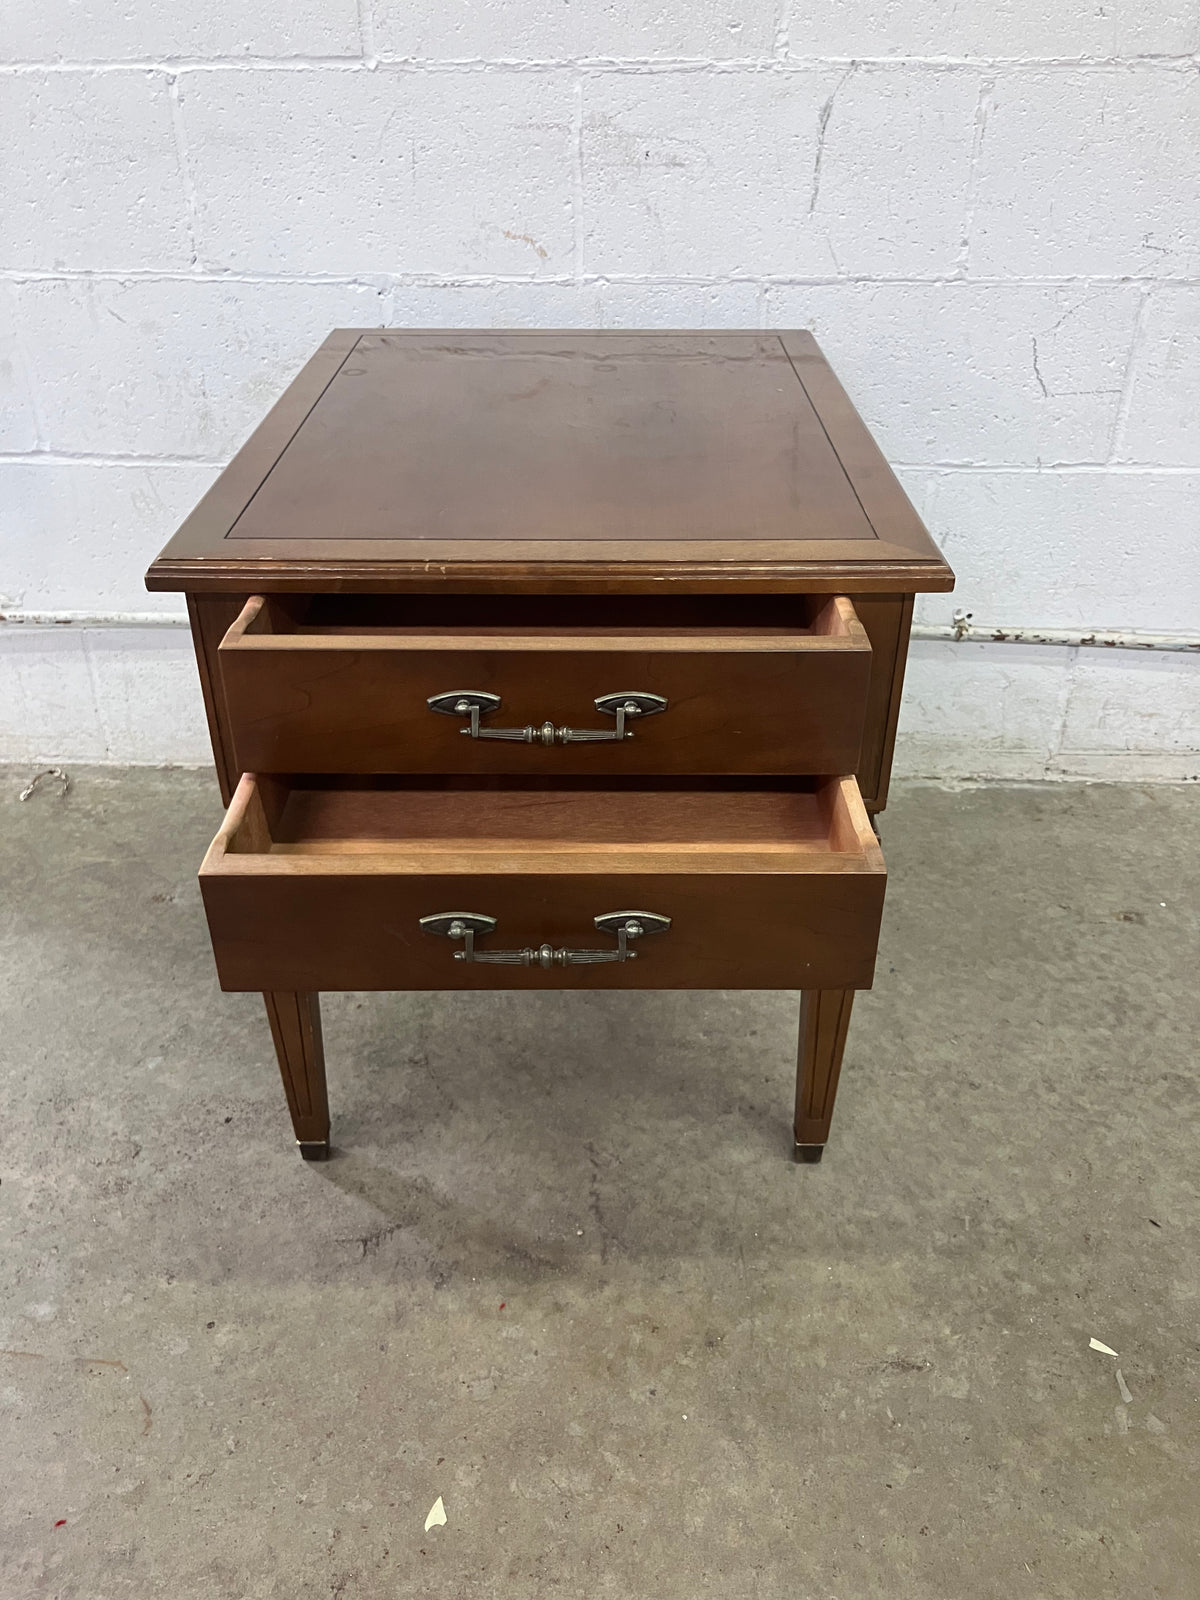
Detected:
[1116,1369,1134,1404]
[424,1496,447,1532]
[1089,1337,1119,1356]
[18,767,70,802]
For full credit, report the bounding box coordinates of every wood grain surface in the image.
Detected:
[218,592,872,776]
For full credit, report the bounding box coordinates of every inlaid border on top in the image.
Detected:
[146,329,954,595]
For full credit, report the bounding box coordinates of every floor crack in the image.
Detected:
[584,1140,620,1264]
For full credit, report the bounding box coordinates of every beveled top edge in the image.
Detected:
[147,554,955,596]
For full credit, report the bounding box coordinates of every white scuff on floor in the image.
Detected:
[18,767,70,801]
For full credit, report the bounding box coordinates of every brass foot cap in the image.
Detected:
[794,1142,825,1164]
[298,1139,331,1162]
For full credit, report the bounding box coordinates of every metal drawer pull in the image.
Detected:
[427,689,667,744]
[420,910,671,966]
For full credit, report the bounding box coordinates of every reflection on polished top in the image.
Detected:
[232,332,873,545]
[145,329,954,593]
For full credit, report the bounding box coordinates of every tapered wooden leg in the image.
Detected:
[263,991,330,1160]
[794,988,855,1162]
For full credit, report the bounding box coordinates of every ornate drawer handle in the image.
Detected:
[427,689,668,744]
[420,910,671,966]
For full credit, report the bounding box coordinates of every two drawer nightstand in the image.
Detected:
[146,330,953,1163]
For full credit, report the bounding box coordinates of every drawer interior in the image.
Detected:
[230,592,863,647]
[209,775,883,874]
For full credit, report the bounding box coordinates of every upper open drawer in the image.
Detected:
[217,594,872,776]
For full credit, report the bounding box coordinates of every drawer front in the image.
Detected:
[199,776,887,993]
[218,595,871,776]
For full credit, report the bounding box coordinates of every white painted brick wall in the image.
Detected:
[1116,289,1200,467]
[0,285,38,450]
[0,72,192,270]
[18,277,387,456]
[787,2,1200,58]
[1,463,218,612]
[911,470,1200,633]
[971,70,1200,278]
[1,1,1197,778]
[896,643,1200,784]
[2,1,362,63]
[373,2,781,61]
[763,282,1142,463]
[0,627,211,764]
[179,71,577,276]
[582,68,983,277]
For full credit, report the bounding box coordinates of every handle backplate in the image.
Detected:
[420,910,671,966]
[427,689,667,744]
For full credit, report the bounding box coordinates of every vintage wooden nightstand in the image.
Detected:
[146,330,953,1163]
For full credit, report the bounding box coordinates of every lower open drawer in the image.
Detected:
[199,776,886,992]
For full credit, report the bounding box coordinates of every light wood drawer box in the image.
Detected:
[217,593,872,777]
[200,773,886,993]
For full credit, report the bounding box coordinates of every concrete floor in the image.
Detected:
[1,767,1197,1600]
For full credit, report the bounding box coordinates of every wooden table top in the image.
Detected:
[146,329,953,595]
